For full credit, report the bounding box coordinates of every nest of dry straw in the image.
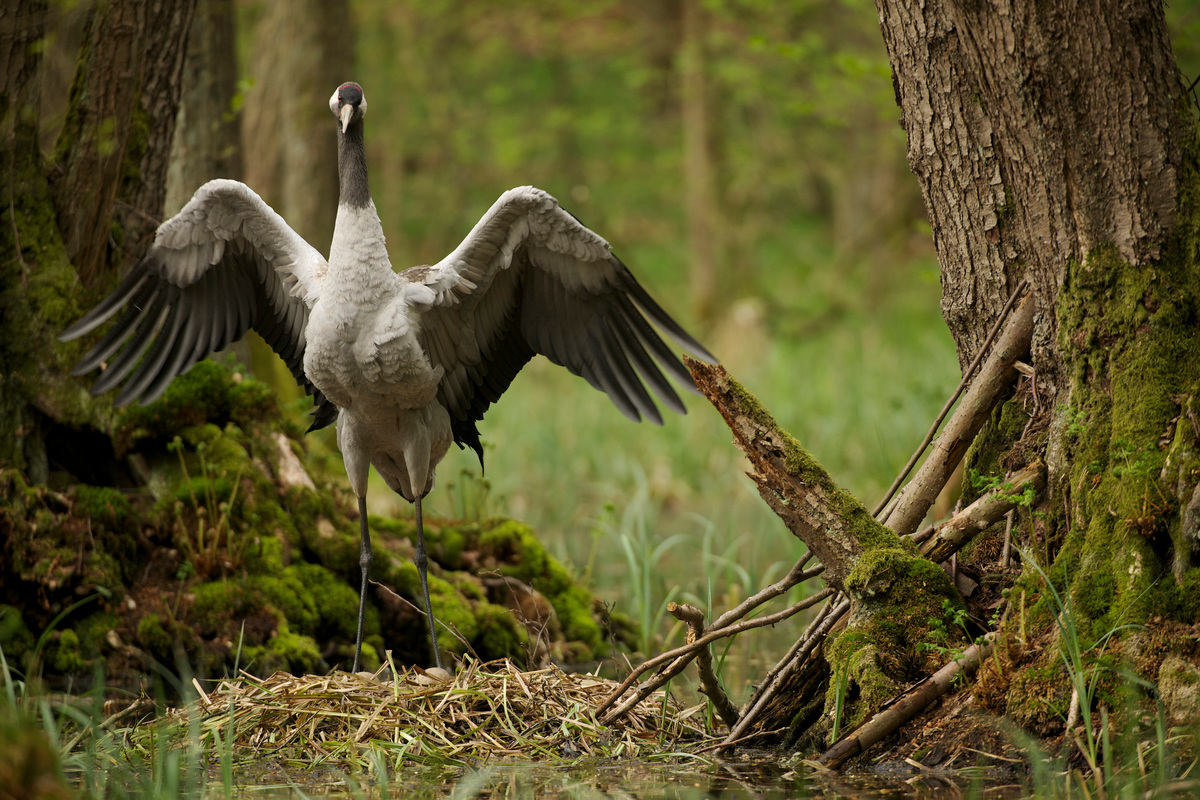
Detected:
[183,658,714,762]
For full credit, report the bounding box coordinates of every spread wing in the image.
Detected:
[60,179,337,430]
[406,186,716,463]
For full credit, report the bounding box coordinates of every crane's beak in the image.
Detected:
[339,103,355,133]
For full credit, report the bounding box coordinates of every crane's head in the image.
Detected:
[330,82,367,133]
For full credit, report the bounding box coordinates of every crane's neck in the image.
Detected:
[337,120,371,209]
[329,116,389,281]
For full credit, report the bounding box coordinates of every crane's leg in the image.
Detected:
[352,494,372,673]
[414,496,445,670]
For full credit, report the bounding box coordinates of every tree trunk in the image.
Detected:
[49,0,195,287]
[872,0,1200,745]
[239,0,351,393]
[240,0,351,258]
[165,0,242,215]
[3,0,191,479]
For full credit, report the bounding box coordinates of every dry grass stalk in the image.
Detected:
[174,658,715,764]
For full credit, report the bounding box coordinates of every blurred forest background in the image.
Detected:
[38,0,1200,698]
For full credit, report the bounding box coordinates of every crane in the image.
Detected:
[61,82,715,673]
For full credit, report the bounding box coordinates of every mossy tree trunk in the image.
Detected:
[2,0,195,482]
[874,0,1200,738]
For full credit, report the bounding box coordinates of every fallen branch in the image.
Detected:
[595,557,824,717]
[872,281,1030,518]
[919,463,1044,564]
[686,358,894,587]
[818,634,995,770]
[881,293,1035,535]
[668,602,739,728]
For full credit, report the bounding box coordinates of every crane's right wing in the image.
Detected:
[60,179,337,429]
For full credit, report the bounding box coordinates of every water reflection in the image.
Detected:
[230,749,1025,798]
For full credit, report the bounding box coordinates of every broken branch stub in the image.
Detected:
[685,359,897,589]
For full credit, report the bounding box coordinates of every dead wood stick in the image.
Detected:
[881,294,1035,535]
[669,602,740,728]
[595,558,825,716]
[686,357,891,587]
[734,589,839,718]
[919,464,1044,564]
[872,281,1030,518]
[818,634,995,770]
[599,588,834,723]
[1001,510,1015,568]
[718,598,852,750]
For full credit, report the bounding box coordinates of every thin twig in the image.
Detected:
[871,280,1030,518]
[600,589,835,723]
[595,557,824,716]
[1001,509,1014,569]
[668,603,739,728]
[718,598,851,750]
[695,726,789,753]
[62,698,156,753]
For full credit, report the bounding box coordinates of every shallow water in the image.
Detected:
[228,750,1025,798]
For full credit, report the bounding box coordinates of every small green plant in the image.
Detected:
[918,598,972,663]
[603,468,688,655]
[169,435,246,576]
[442,466,492,523]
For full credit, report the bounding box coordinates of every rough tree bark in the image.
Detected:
[869,0,1200,745]
[49,0,195,287]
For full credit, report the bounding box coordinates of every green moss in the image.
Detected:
[71,486,133,530]
[240,532,288,575]
[390,561,476,653]
[50,629,87,674]
[241,622,323,675]
[135,614,174,657]
[479,520,550,581]
[0,607,34,656]
[1007,663,1071,736]
[115,359,276,453]
[473,602,528,660]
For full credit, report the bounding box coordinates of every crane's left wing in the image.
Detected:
[403,186,716,463]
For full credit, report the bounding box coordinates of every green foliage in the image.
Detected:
[917,598,973,662]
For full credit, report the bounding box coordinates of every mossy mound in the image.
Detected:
[0,359,625,693]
